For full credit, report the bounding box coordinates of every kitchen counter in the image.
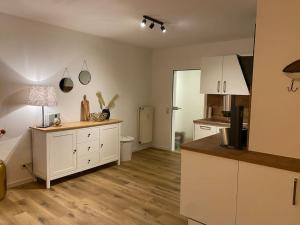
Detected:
[31,119,122,132]
[181,134,300,173]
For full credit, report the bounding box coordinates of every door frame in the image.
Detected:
[170,69,206,151]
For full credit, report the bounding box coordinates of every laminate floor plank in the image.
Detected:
[0,149,187,225]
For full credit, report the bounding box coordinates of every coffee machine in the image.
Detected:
[221,95,247,149]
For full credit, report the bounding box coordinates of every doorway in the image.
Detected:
[171,70,205,151]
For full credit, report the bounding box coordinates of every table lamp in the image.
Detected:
[27,86,57,128]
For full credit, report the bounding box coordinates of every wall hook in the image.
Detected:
[288,79,298,92]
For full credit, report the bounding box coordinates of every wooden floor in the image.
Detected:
[0,149,187,225]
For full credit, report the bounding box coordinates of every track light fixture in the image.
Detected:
[140,18,146,28]
[149,22,155,29]
[140,15,166,33]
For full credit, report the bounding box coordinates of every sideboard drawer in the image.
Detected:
[77,140,99,156]
[77,151,100,170]
[77,127,99,143]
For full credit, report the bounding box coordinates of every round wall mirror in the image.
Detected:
[59,78,74,93]
[79,70,91,85]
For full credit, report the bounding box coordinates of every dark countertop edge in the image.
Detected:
[193,118,249,128]
[193,119,230,127]
[181,134,300,174]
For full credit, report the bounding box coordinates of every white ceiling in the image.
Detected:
[0,0,257,49]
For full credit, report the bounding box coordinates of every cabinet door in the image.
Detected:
[193,124,217,140]
[181,150,239,225]
[200,56,223,94]
[100,124,120,164]
[48,131,76,178]
[237,162,300,225]
[222,55,249,95]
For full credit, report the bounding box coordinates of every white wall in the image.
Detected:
[0,13,152,186]
[249,0,300,159]
[151,38,254,150]
[173,70,204,141]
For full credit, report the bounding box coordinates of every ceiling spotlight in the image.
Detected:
[140,18,146,28]
[161,25,166,33]
[149,22,155,29]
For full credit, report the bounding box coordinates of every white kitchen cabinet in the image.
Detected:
[236,162,300,225]
[200,55,250,95]
[200,56,223,94]
[181,150,239,225]
[32,121,121,189]
[49,130,77,178]
[100,124,120,164]
[193,124,217,140]
[222,55,250,95]
[193,123,229,140]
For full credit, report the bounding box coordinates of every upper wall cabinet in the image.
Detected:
[200,56,223,94]
[223,55,250,95]
[200,55,250,95]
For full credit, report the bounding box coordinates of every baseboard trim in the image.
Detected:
[151,145,171,151]
[8,177,34,188]
[133,143,152,152]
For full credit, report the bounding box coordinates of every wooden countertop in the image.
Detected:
[193,118,249,128]
[181,134,300,173]
[193,118,230,127]
[31,119,122,132]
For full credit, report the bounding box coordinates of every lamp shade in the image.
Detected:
[27,86,57,106]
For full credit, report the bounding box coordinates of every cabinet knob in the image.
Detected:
[73,149,77,154]
[88,133,91,137]
[217,81,221,93]
[101,144,103,148]
[223,81,227,93]
[293,178,298,206]
[88,146,91,150]
[88,159,91,164]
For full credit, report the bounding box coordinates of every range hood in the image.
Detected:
[237,55,254,90]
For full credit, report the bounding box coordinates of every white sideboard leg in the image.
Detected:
[46,179,51,189]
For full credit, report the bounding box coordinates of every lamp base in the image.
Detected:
[39,106,49,128]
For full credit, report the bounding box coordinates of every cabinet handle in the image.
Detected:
[88,159,91,164]
[217,81,221,93]
[88,133,91,137]
[73,149,77,154]
[223,81,227,93]
[200,126,211,130]
[88,146,91,151]
[293,178,298,206]
[101,144,103,148]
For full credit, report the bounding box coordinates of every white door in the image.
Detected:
[237,162,300,225]
[222,55,250,95]
[181,150,239,225]
[49,131,76,178]
[172,70,205,150]
[200,56,223,94]
[193,124,217,140]
[100,124,119,164]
